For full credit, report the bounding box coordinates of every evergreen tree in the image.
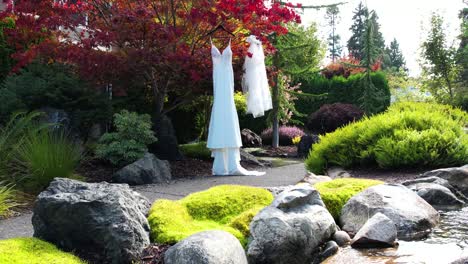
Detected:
[359,11,388,114]
[369,12,386,54]
[347,2,368,60]
[325,6,342,61]
[386,38,407,71]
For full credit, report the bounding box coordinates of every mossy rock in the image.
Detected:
[315,178,383,219]
[147,185,273,246]
[0,237,86,264]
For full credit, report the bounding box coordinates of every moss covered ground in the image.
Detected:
[147,185,273,246]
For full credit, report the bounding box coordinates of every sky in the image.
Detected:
[294,0,466,76]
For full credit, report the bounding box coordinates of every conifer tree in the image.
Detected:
[347,2,368,60]
[387,38,407,71]
[325,6,342,62]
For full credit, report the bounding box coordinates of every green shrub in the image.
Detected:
[0,237,86,264]
[295,72,391,123]
[96,110,157,166]
[0,182,17,217]
[15,130,81,192]
[179,142,211,160]
[314,178,383,219]
[0,62,111,136]
[305,102,468,174]
[147,185,273,246]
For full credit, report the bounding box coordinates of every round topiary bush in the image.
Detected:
[261,126,305,146]
[0,237,86,264]
[147,185,273,246]
[315,178,383,219]
[306,103,364,134]
[306,102,468,174]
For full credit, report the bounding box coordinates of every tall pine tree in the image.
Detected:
[325,6,342,62]
[386,38,407,71]
[347,2,368,60]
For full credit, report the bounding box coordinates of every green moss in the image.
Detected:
[179,142,212,160]
[315,178,383,219]
[148,185,273,246]
[0,237,86,264]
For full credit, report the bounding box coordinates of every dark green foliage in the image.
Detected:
[347,2,368,60]
[325,6,342,61]
[307,103,364,134]
[295,71,390,123]
[305,102,468,174]
[96,110,157,166]
[386,38,407,71]
[0,62,111,136]
[0,17,15,81]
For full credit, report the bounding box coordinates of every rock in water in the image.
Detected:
[405,182,465,209]
[422,166,468,196]
[164,231,247,264]
[113,153,172,185]
[32,178,151,264]
[333,231,351,246]
[241,128,262,147]
[340,184,439,240]
[247,185,337,264]
[351,213,397,248]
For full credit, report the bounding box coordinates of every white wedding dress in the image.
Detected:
[207,39,265,176]
[242,35,272,118]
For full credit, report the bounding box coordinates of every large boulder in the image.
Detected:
[247,185,337,264]
[404,182,465,209]
[297,134,319,158]
[421,165,468,196]
[241,129,262,147]
[32,178,151,264]
[164,230,248,264]
[340,184,439,240]
[351,213,397,248]
[113,153,171,185]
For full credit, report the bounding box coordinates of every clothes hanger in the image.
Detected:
[205,23,235,37]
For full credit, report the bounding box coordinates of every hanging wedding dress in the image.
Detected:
[207,38,265,176]
[242,35,272,118]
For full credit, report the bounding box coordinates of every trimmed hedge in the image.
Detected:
[295,71,390,123]
[0,237,86,264]
[147,185,273,246]
[305,102,468,174]
[315,178,383,219]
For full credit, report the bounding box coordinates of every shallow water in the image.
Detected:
[324,207,468,264]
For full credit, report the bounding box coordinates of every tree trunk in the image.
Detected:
[272,53,280,148]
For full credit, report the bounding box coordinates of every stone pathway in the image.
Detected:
[0,163,306,239]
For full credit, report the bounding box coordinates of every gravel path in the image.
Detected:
[0,163,306,240]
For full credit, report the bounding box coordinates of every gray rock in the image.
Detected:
[320,241,339,259]
[340,184,439,240]
[300,172,332,185]
[164,230,247,264]
[271,184,325,209]
[422,166,468,196]
[405,182,465,209]
[327,167,352,178]
[247,185,337,264]
[32,178,150,264]
[241,128,262,147]
[113,153,171,185]
[333,231,351,246]
[403,176,468,203]
[450,255,468,264]
[240,149,271,167]
[351,213,397,248]
[264,186,294,197]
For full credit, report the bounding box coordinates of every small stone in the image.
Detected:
[327,167,352,178]
[113,153,171,185]
[333,231,351,246]
[300,172,332,185]
[321,241,339,259]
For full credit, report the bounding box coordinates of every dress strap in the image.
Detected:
[210,37,213,45]
[228,38,231,46]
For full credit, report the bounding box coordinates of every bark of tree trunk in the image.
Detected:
[272,53,280,148]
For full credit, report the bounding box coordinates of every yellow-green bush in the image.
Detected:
[315,178,383,219]
[147,185,273,246]
[0,237,86,264]
[306,102,468,174]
